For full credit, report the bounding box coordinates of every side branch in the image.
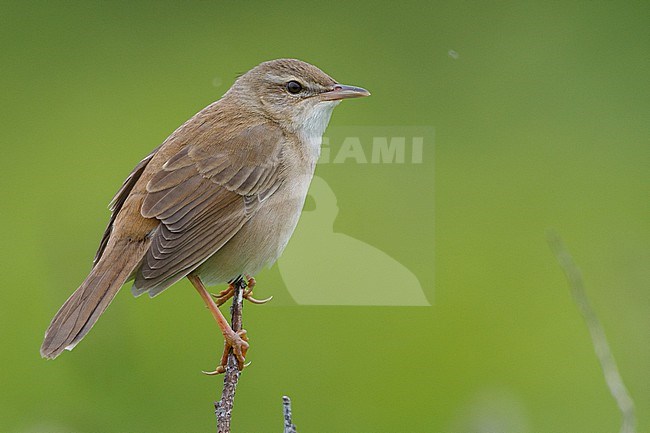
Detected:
[283,396,298,433]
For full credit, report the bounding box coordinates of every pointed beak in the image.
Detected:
[320,84,371,101]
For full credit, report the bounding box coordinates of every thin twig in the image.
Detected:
[547,230,636,433]
[215,277,246,433]
[283,396,298,433]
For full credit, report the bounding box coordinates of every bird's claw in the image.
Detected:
[210,276,273,307]
[243,289,274,305]
[210,286,235,307]
[202,329,249,375]
[202,366,226,376]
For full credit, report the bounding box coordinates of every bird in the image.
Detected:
[40,59,370,373]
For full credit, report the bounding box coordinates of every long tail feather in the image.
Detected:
[40,239,148,359]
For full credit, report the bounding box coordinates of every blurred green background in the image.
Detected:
[1,1,648,432]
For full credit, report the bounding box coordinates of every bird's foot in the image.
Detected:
[210,276,273,307]
[210,285,235,307]
[242,275,273,304]
[202,329,250,375]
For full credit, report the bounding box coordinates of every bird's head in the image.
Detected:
[226,59,370,137]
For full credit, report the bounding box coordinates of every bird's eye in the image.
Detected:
[286,80,303,94]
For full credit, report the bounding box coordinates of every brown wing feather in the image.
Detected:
[93,145,161,266]
[132,125,285,296]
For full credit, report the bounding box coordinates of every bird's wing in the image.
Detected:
[94,145,162,266]
[132,124,285,295]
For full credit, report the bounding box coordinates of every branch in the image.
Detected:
[547,230,636,433]
[215,277,247,433]
[283,396,298,433]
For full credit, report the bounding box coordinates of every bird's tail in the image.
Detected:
[40,239,148,359]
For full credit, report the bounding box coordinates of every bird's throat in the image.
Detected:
[297,100,340,160]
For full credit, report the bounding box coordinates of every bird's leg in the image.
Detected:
[211,275,273,307]
[188,274,249,375]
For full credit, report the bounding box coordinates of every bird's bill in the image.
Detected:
[320,84,371,101]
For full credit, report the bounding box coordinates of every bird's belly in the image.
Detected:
[195,185,308,286]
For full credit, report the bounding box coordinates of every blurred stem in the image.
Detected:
[547,230,636,433]
[215,277,246,433]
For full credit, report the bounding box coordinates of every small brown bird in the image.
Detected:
[40,59,369,373]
